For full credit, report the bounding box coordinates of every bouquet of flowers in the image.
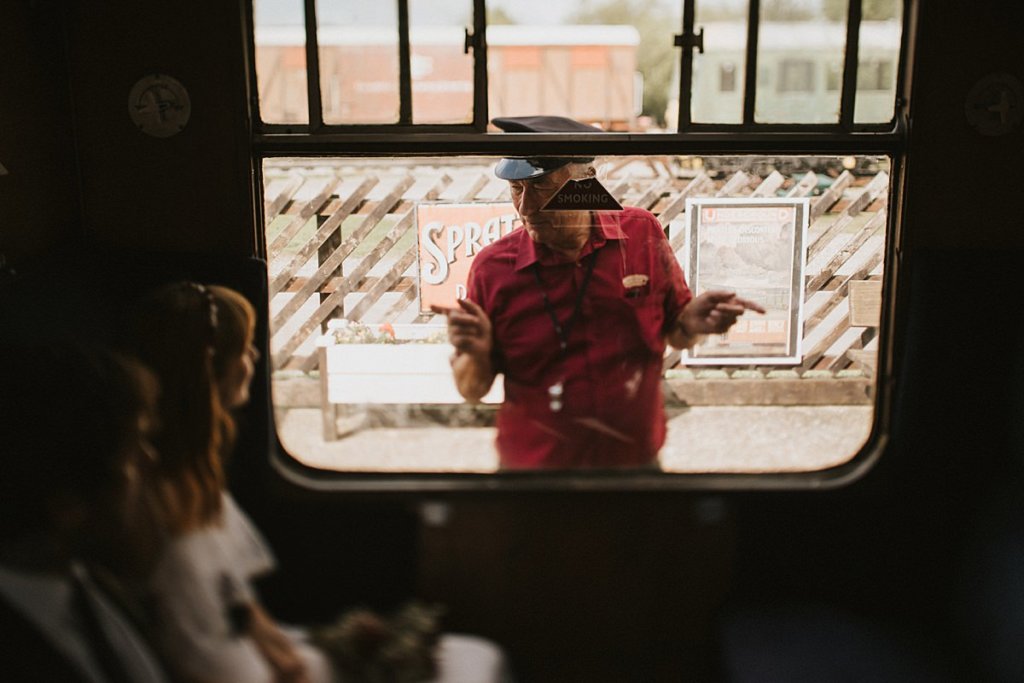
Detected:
[309,602,445,683]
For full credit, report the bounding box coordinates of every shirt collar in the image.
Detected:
[514,211,629,271]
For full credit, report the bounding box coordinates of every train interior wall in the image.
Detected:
[2,0,1023,679]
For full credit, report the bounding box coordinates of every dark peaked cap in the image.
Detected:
[492,116,602,181]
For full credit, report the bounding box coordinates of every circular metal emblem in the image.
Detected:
[964,73,1023,137]
[128,74,191,138]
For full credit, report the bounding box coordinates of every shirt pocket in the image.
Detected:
[624,294,666,355]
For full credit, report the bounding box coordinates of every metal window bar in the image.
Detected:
[743,0,761,125]
[303,0,324,130]
[840,0,863,127]
[398,0,412,124]
[675,0,698,130]
[470,0,488,130]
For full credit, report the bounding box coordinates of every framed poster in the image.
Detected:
[684,197,809,364]
[417,202,517,311]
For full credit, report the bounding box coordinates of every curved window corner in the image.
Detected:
[261,154,893,483]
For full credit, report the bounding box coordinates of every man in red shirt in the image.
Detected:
[433,116,764,469]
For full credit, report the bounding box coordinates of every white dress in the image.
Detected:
[149,492,333,683]
[149,492,509,683]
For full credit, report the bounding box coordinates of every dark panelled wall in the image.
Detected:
[900,0,1024,251]
[717,1,1024,680]
[0,1,79,265]
[63,0,256,256]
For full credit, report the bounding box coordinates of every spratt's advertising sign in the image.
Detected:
[417,202,518,311]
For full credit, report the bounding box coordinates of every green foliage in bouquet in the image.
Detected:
[309,602,445,683]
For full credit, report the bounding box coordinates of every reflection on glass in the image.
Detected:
[692,0,749,124]
[408,1,474,124]
[487,0,678,131]
[263,154,886,474]
[252,0,309,124]
[854,0,903,123]
[755,0,848,123]
[318,1,400,124]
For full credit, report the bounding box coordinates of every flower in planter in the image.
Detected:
[331,320,449,345]
[332,320,397,345]
[419,330,449,345]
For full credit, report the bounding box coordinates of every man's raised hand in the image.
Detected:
[430,298,493,359]
[680,290,766,336]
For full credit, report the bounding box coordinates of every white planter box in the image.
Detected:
[319,343,504,405]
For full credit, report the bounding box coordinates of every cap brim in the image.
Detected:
[494,156,596,181]
[494,158,565,181]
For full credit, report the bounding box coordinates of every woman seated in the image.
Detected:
[129,282,509,683]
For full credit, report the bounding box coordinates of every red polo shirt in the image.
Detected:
[467,207,692,469]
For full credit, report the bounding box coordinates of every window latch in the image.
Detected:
[674,27,705,54]
[464,27,476,55]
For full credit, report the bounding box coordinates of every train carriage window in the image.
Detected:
[261,153,890,477]
[854,0,903,123]
[250,0,906,133]
[777,59,815,94]
[248,0,911,487]
[825,60,843,91]
[315,2,403,125]
[408,3,476,124]
[683,0,905,129]
[689,1,748,124]
[755,5,846,123]
[485,0,671,132]
[253,0,310,124]
[719,63,737,92]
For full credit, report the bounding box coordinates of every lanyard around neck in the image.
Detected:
[531,253,597,356]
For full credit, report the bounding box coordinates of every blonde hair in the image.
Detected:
[130,282,256,533]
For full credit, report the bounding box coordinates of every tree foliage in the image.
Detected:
[761,0,901,21]
[822,0,902,21]
[761,0,816,21]
[566,0,679,125]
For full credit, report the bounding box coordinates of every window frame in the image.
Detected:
[248,0,909,135]
[244,0,913,492]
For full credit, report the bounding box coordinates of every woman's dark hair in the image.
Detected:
[0,342,153,542]
[128,282,255,533]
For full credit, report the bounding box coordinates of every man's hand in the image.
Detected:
[430,298,493,361]
[668,290,766,349]
[430,299,496,401]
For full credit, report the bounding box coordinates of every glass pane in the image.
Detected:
[253,0,309,124]
[486,1,679,132]
[263,153,889,473]
[691,0,750,124]
[855,0,903,123]
[409,2,475,124]
[318,1,400,124]
[755,0,848,123]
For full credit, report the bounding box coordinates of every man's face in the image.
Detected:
[508,166,585,250]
